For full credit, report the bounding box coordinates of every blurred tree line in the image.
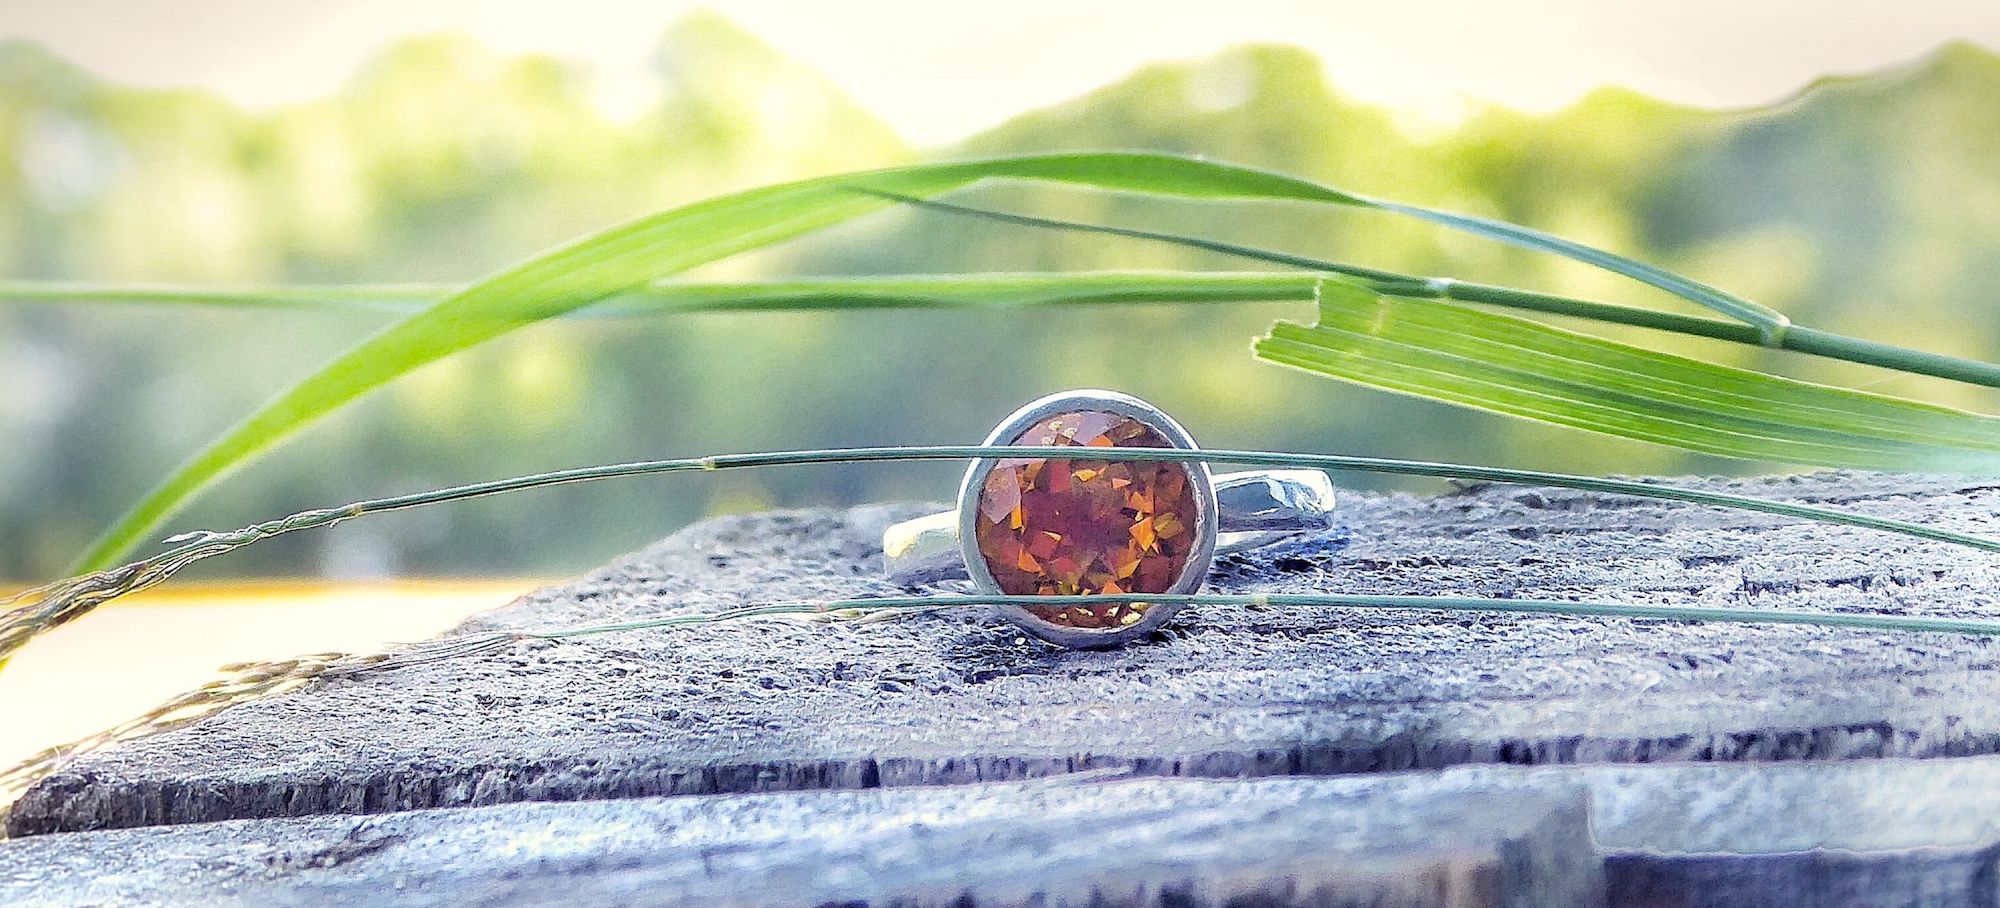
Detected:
[3,12,1998,580]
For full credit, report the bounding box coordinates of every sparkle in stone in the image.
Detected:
[972,410,1199,630]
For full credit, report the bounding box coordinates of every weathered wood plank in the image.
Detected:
[15,753,2000,906]
[1499,755,2000,908]
[11,471,2000,838]
[0,776,1602,908]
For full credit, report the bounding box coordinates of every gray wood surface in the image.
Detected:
[0,775,1601,908]
[9,470,2000,905]
[14,755,2000,906]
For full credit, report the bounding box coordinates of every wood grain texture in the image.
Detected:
[0,775,1602,907]
[13,472,2000,838]
[18,753,2000,906]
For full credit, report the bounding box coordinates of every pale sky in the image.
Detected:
[6,0,1998,145]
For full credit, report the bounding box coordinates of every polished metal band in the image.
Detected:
[883,469,1336,586]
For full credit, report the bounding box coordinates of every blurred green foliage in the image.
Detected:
[3,14,1997,580]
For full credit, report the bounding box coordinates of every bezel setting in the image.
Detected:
[956,389,1219,647]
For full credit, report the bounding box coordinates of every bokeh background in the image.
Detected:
[5,2,2000,585]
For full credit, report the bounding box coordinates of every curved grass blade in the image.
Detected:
[1256,281,2000,472]
[17,272,2000,393]
[21,441,2000,672]
[869,194,2000,389]
[0,274,1323,318]
[863,185,1790,340]
[599,271,1323,313]
[0,281,441,314]
[522,592,2000,642]
[1360,198,1791,342]
[68,151,1804,571]
[71,153,1357,571]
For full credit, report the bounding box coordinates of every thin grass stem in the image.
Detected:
[11,585,2000,803]
[6,444,1995,669]
[16,262,2000,398]
[320,445,2000,553]
[0,281,444,312]
[518,593,2000,641]
[149,446,2000,557]
[867,192,2000,391]
[15,260,2000,392]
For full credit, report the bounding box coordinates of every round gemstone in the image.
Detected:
[971,410,1200,630]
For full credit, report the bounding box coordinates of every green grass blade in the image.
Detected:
[870,185,1791,339]
[65,151,1812,571]
[1359,199,1791,342]
[22,270,2000,392]
[0,274,1327,316]
[67,153,1359,571]
[0,281,443,313]
[1255,281,2000,472]
[874,195,2000,389]
[609,271,1324,312]
[524,593,2000,642]
[18,441,2000,670]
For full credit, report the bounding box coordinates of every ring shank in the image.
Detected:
[883,469,1335,586]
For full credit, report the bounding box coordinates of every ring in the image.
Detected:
[883,389,1336,647]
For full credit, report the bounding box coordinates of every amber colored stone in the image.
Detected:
[972,410,1199,630]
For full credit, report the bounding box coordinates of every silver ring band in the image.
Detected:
[884,468,1336,586]
[887,388,1338,648]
